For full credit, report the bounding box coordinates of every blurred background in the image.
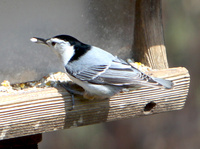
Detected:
[0,0,199,148]
[0,0,134,84]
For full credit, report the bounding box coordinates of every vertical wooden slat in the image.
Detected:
[133,0,168,69]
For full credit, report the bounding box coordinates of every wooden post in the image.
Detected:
[133,0,169,69]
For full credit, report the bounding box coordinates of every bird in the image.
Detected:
[30,35,173,106]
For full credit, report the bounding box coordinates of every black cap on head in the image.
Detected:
[53,35,81,46]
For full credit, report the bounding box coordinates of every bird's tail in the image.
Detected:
[151,77,173,89]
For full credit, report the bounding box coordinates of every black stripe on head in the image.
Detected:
[53,35,91,62]
[69,43,91,62]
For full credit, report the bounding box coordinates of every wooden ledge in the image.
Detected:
[0,67,190,140]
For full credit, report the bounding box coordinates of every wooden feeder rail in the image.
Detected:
[0,67,190,140]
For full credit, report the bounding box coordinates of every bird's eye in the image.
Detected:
[51,42,56,46]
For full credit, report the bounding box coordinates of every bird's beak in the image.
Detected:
[30,37,47,45]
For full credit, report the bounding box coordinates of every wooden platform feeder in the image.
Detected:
[0,0,190,148]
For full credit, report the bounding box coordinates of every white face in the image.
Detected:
[46,38,75,65]
[46,38,69,54]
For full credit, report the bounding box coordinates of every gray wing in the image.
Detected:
[67,58,158,87]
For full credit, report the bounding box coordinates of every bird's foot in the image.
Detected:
[59,82,84,110]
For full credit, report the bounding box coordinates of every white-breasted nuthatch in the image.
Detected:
[30,35,173,103]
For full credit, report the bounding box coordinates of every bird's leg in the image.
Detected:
[59,82,84,110]
[60,83,84,95]
[70,94,75,110]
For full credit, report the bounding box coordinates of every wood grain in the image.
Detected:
[133,0,169,69]
[0,67,190,140]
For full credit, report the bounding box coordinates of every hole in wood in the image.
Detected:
[144,101,156,112]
